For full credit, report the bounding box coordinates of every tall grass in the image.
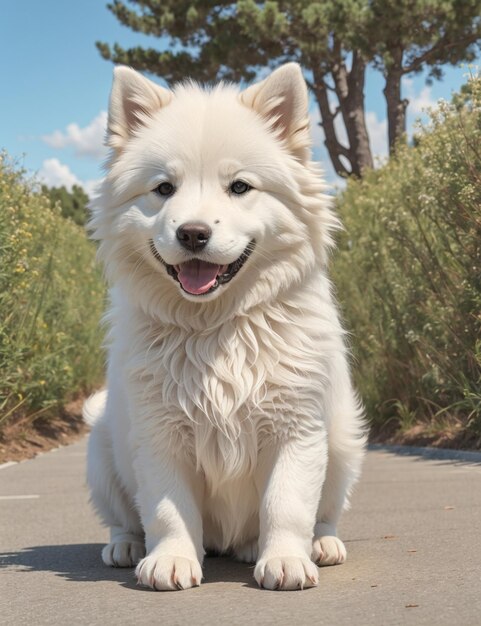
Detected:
[0,154,105,430]
[334,75,481,442]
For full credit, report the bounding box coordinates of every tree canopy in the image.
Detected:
[42,184,89,226]
[97,0,481,177]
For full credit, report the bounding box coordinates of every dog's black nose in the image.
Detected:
[176,222,212,252]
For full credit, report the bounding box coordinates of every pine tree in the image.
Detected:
[97,1,481,176]
[360,1,481,152]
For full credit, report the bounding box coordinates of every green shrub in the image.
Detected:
[0,154,105,430]
[334,75,481,439]
[42,184,90,226]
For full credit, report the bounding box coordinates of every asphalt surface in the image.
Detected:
[1,439,481,626]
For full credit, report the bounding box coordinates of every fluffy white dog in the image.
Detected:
[84,63,366,591]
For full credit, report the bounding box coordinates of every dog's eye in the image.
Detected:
[154,182,175,197]
[230,180,251,195]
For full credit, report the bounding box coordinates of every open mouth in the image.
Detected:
[149,240,255,296]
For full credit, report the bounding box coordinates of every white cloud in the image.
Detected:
[82,177,103,198]
[410,85,436,115]
[37,158,103,196]
[42,111,108,160]
[38,158,82,190]
[403,77,439,138]
[365,111,388,161]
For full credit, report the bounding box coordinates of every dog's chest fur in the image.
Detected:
[126,302,329,486]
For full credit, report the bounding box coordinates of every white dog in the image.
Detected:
[84,63,366,591]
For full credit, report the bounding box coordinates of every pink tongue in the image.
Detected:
[177,260,220,295]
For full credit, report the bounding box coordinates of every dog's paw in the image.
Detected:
[135,554,202,591]
[102,540,145,567]
[233,539,258,563]
[254,556,319,590]
[312,535,346,566]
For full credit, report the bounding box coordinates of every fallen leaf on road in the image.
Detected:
[405,604,419,608]
[383,535,397,539]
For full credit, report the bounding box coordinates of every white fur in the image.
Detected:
[85,63,366,591]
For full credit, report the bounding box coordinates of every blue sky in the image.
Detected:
[0,0,473,192]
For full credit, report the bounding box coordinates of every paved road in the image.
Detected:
[1,439,480,626]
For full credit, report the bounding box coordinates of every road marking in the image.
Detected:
[0,461,18,470]
[0,495,40,500]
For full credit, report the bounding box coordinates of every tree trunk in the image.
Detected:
[383,48,408,153]
[311,72,352,178]
[347,52,374,174]
[311,44,373,178]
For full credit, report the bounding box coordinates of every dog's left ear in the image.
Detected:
[240,63,310,160]
[107,66,173,152]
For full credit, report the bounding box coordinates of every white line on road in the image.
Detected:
[0,495,40,500]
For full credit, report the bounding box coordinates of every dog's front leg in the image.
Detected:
[134,442,204,591]
[254,429,327,590]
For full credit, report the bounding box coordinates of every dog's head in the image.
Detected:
[90,64,337,323]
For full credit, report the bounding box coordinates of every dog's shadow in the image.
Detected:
[0,543,257,590]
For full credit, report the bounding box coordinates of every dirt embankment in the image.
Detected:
[0,397,89,464]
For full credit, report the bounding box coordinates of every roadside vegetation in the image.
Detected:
[42,183,89,226]
[0,154,105,437]
[334,74,481,447]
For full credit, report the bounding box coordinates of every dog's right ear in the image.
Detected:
[107,66,173,152]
